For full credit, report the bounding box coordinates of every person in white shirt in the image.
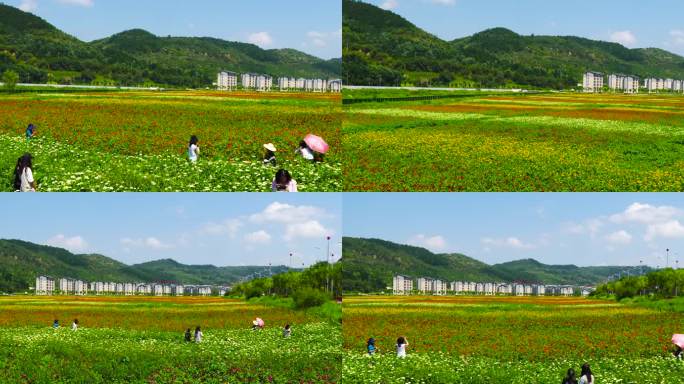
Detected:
[579,363,594,384]
[194,326,203,343]
[396,336,409,358]
[188,135,200,163]
[295,140,314,161]
[271,169,298,192]
[14,153,36,192]
[71,319,79,331]
[283,324,291,338]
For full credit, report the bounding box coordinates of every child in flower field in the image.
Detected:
[14,153,36,192]
[263,143,277,166]
[675,345,683,359]
[188,135,200,163]
[367,338,377,355]
[283,324,291,338]
[25,124,35,141]
[52,319,59,329]
[271,169,297,192]
[396,336,408,358]
[562,368,578,384]
[194,326,202,343]
[578,363,594,384]
[71,319,78,331]
[184,328,192,342]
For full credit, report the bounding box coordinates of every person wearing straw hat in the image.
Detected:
[263,143,277,166]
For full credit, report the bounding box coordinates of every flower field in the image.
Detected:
[343,91,684,191]
[342,295,684,383]
[0,91,341,191]
[0,296,341,383]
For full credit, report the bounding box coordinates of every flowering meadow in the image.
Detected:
[342,295,684,383]
[0,296,341,383]
[343,91,684,191]
[0,91,341,191]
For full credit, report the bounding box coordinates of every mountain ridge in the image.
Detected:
[342,237,647,292]
[0,239,289,292]
[342,0,684,88]
[0,3,340,87]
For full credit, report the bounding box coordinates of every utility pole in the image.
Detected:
[667,248,670,269]
[326,236,331,294]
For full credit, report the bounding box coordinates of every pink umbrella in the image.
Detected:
[673,334,684,348]
[255,317,265,327]
[304,134,329,154]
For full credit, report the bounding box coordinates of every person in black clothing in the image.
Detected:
[674,344,683,358]
[184,328,192,342]
[562,368,577,384]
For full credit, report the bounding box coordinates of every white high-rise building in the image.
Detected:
[35,276,55,295]
[328,79,342,93]
[392,275,413,295]
[582,71,604,93]
[217,71,238,91]
[417,277,432,294]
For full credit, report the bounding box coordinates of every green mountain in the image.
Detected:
[0,239,288,293]
[342,0,684,89]
[342,237,647,292]
[0,3,340,87]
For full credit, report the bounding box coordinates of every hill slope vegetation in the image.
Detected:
[342,237,646,292]
[0,239,288,292]
[342,0,684,88]
[0,3,339,87]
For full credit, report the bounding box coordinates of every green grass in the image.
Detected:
[343,91,684,191]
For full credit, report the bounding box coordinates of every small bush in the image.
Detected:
[292,288,328,309]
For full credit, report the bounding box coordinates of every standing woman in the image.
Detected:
[71,319,79,331]
[579,363,594,384]
[396,336,409,358]
[194,326,203,343]
[188,135,200,163]
[26,123,36,141]
[14,153,36,192]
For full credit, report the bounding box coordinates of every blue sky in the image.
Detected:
[8,0,341,59]
[0,193,342,267]
[344,193,684,268]
[368,0,684,56]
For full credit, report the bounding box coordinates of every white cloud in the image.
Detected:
[200,219,243,238]
[408,234,447,251]
[47,234,89,253]
[564,218,604,236]
[426,0,455,5]
[284,221,328,241]
[19,0,37,12]
[244,230,272,244]
[120,237,173,250]
[481,236,535,250]
[605,230,632,245]
[56,0,93,6]
[249,202,325,224]
[610,202,681,224]
[380,0,398,10]
[248,32,273,47]
[645,220,684,241]
[670,30,684,45]
[609,30,637,47]
[305,30,342,48]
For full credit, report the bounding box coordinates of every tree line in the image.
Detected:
[231,262,341,308]
[592,268,684,300]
